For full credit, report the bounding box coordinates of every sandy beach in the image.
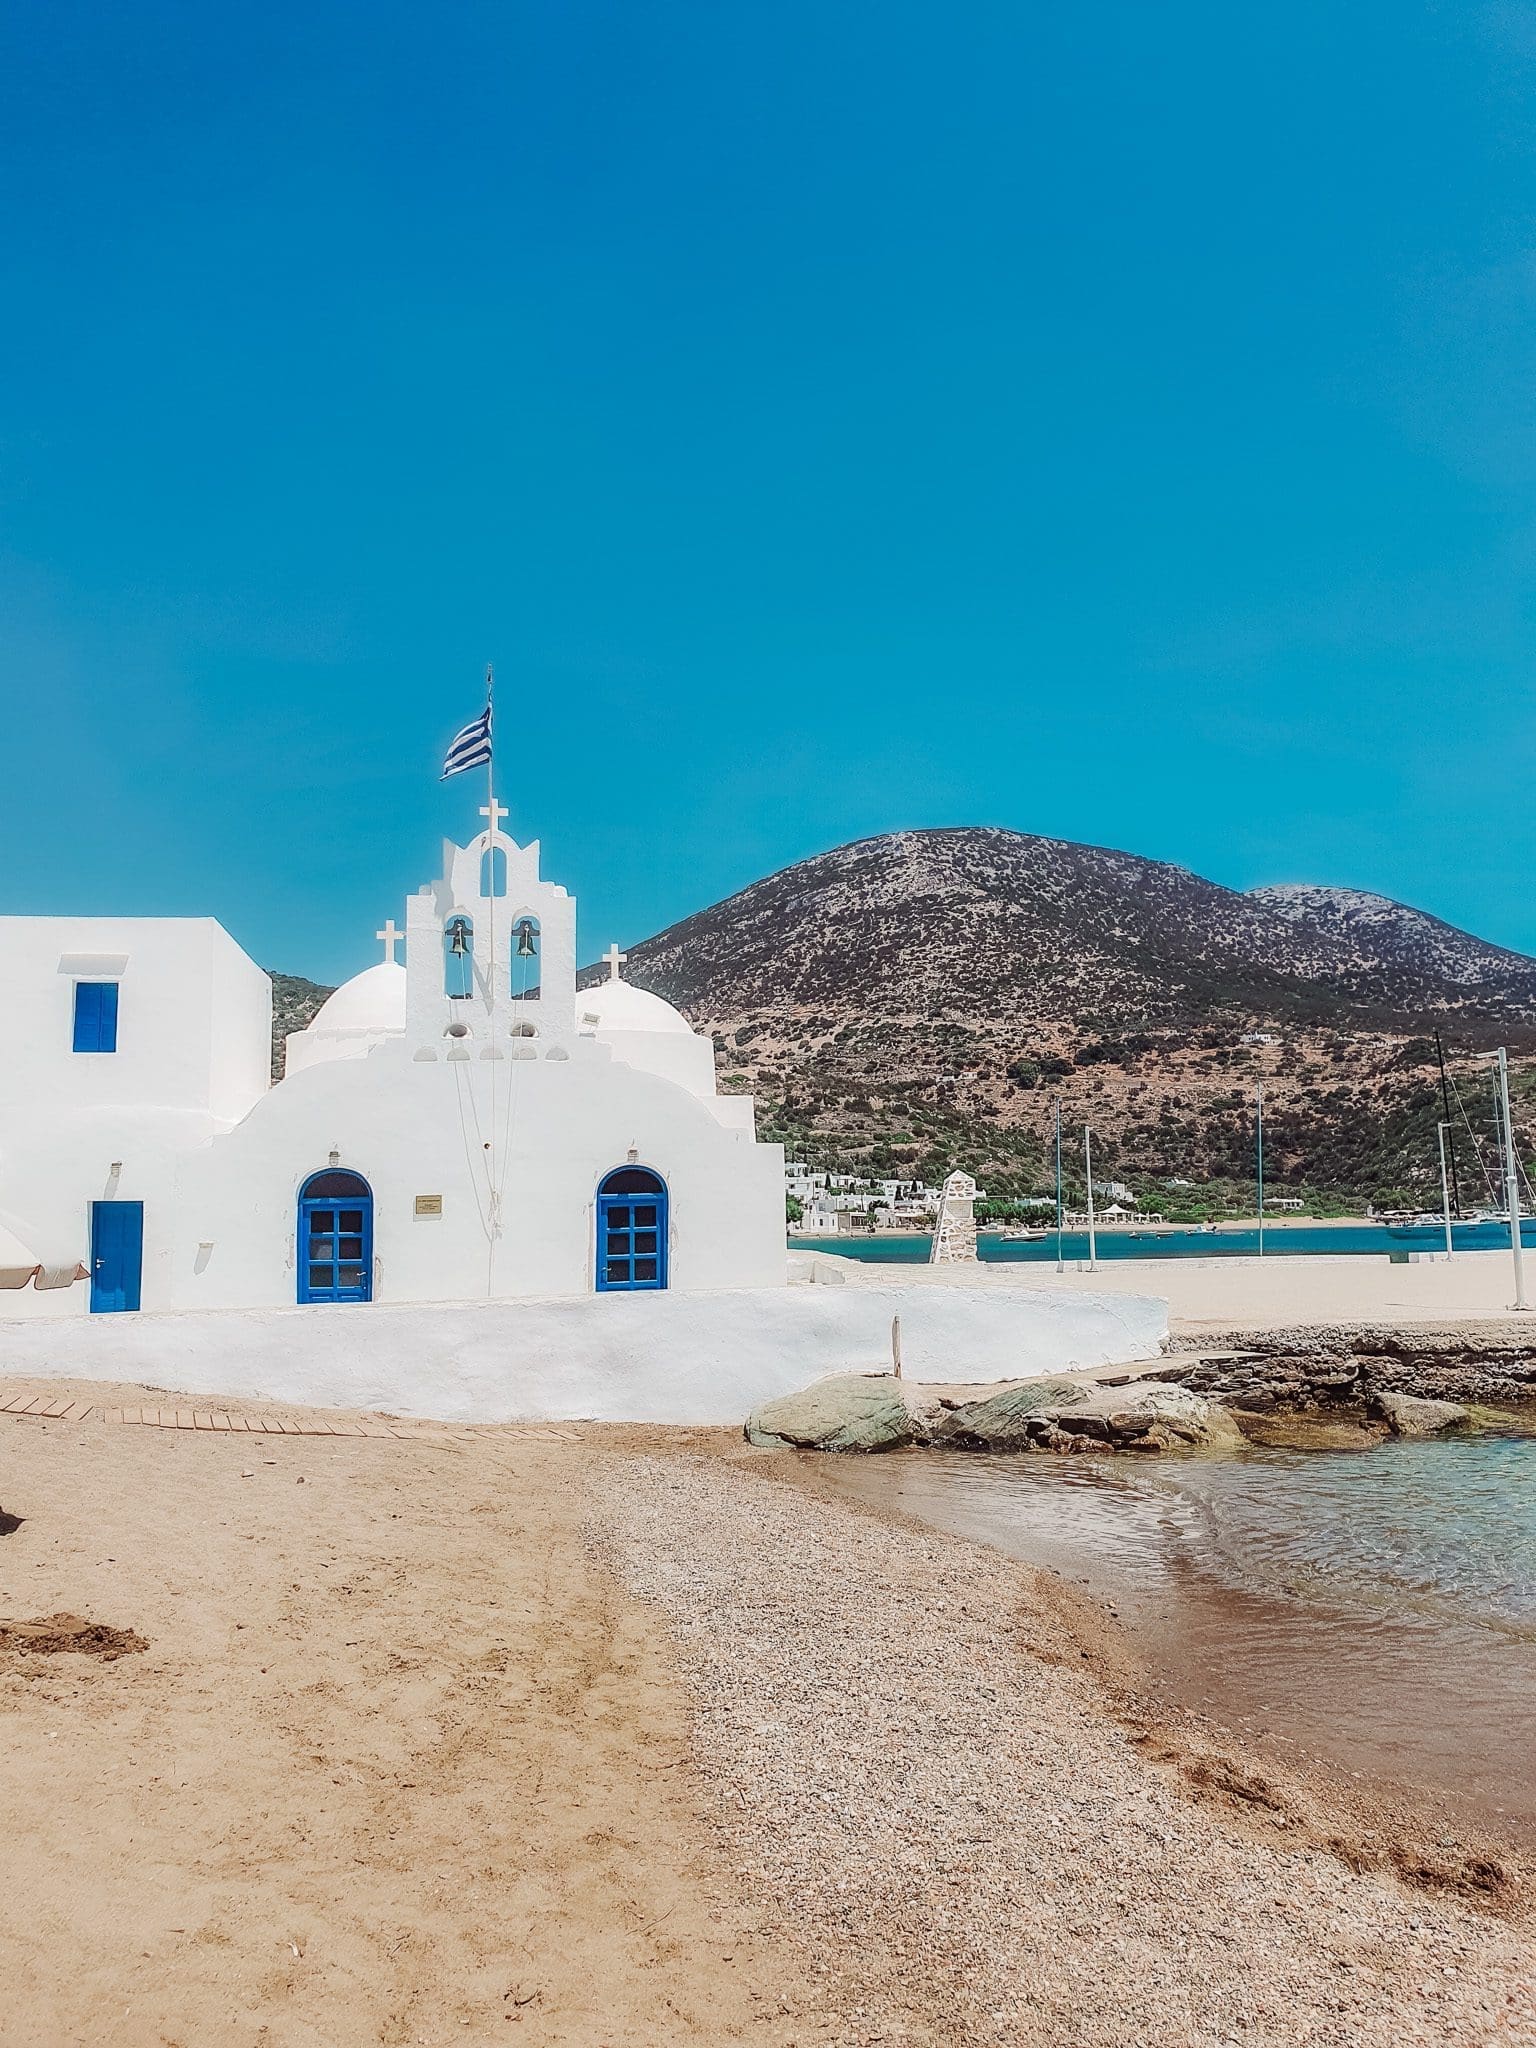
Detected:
[0,1385,823,2048]
[3,1379,1534,2046]
[813,1243,1536,1333]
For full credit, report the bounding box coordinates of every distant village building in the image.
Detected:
[0,813,785,1313]
[785,1163,938,1235]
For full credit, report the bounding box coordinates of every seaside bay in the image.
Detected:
[796,1219,1536,1263]
[806,1429,1536,1840]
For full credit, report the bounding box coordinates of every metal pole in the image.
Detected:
[1084,1125,1097,1272]
[1496,1047,1528,1310]
[1256,1084,1264,1260]
[481,661,500,1296]
[1054,1098,1064,1273]
[1435,1030,1462,1217]
[1437,1121,1454,1258]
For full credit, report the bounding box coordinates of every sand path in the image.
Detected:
[0,1390,822,2047]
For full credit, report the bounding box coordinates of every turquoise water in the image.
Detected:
[815,1430,1536,1832]
[794,1219,1536,1263]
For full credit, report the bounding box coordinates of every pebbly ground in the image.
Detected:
[588,1452,1536,2048]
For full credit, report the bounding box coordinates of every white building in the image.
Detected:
[0,808,785,1317]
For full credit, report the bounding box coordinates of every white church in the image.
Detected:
[0,802,787,1319]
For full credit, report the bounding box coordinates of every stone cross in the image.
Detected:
[480,798,509,837]
[603,942,627,982]
[376,919,404,964]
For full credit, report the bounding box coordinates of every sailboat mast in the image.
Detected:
[1496,1047,1528,1311]
[1434,1030,1462,1218]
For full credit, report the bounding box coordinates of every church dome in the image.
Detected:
[576,979,694,1036]
[307,961,407,1036]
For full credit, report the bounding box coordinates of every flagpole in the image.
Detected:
[484,661,498,1295]
[484,661,496,1023]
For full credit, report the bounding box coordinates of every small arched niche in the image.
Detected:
[443,912,475,999]
[480,844,507,898]
[510,913,541,1001]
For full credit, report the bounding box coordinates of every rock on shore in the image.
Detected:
[933,1378,1245,1454]
[1165,1321,1536,1412]
[1368,1390,1472,1437]
[743,1372,1244,1455]
[744,1375,917,1452]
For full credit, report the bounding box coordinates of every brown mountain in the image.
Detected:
[600,829,1536,1205]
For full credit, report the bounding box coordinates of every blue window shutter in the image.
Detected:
[72,982,119,1052]
[73,983,99,1051]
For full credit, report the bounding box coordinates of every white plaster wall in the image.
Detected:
[284,1027,395,1076]
[0,1105,234,1313]
[588,1026,718,1101]
[165,1036,785,1309]
[206,937,275,1123]
[0,917,269,1124]
[0,918,271,1312]
[0,1283,1169,1423]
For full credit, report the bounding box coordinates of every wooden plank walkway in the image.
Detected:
[0,1389,580,1442]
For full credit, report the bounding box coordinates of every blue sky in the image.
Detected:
[4,1,1536,983]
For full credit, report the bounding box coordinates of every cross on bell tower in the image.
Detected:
[603,942,627,982]
[376,919,404,964]
[480,798,509,838]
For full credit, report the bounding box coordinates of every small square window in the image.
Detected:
[72,981,119,1053]
[605,1258,628,1283]
[634,1257,658,1282]
[308,1264,335,1290]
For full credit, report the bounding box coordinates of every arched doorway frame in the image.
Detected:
[297,1168,374,1304]
[595,1165,668,1293]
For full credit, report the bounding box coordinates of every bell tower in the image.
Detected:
[399,812,576,1061]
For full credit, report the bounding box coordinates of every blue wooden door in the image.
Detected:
[90,1200,143,1313]
[596,1169,668,1292]
[297,1172,373,1303]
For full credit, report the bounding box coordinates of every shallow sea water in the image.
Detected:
[795,1219,1536,1262]
[813,1431,1536,1834]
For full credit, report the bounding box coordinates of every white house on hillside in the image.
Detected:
[0,809,784,1316]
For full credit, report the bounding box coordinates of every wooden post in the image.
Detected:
[890,1314,903,1378]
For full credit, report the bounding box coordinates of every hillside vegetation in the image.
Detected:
[611,829,1536,1209]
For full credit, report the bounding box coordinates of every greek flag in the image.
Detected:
[441,704,492,780]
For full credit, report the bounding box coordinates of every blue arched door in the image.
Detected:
[298,1169,374,1303]
[596,1167,668,1292]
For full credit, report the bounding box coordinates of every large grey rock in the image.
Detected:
[1370,1391,1471,1438]
[745,1375,915,1453]
[929,1379,1087,1450]
[935,1378,1242,1453]
[1077,1381,1246,1451]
